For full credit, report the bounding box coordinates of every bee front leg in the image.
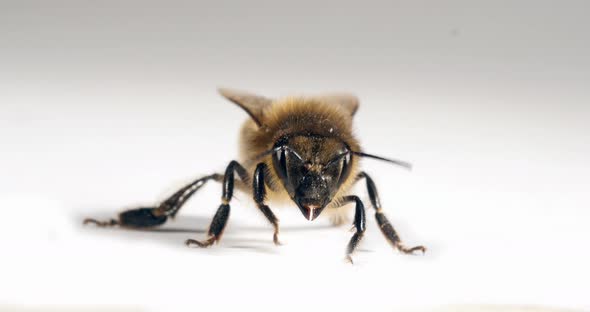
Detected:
[84,174,221,229]
[341,196,366,264]
[357,172,426,254]
[253,163,282,246]
[185,161,249,247]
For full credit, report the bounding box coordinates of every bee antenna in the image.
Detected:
[351,151,413,170]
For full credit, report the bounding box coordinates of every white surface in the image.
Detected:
[1,1,589,311]
[2,92,588,311]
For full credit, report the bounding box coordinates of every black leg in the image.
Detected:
[83,174,221,228]
[340,195,366,264]
[357,172,426,255]
[253,163,282,245]
[185,161,249,247]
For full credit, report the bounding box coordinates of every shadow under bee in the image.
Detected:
[76,213,338,253]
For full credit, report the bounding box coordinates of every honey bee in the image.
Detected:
[84,88,426,262]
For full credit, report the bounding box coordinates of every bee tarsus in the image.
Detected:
[357,171,426,255]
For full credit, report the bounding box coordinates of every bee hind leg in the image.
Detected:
[374,210,426,254]
[83,174,221,229]
[83,207,167,228]
[357,172,426,255]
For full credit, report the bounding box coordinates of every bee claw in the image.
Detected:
[273,234,283,246]
[345,255,354,264]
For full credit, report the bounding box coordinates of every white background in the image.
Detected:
[1,1,588,311]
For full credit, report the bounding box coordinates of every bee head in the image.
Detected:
[222,88,413,222]
[271,136,353,221]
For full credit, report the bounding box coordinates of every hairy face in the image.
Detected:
[272,135,353,221]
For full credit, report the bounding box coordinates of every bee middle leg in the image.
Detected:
[185,160,250,247]
[253,162,281,245]
[185,161,281,247]
[357,172,426,254]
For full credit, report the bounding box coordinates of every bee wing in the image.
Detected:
[316,93,359,116]
[218,88,272,127]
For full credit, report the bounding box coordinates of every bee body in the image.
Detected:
[84,88,425,262]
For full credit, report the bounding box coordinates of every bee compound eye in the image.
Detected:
[337,152,352,186]
[274,148,289,179]
[342,153,350,169]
